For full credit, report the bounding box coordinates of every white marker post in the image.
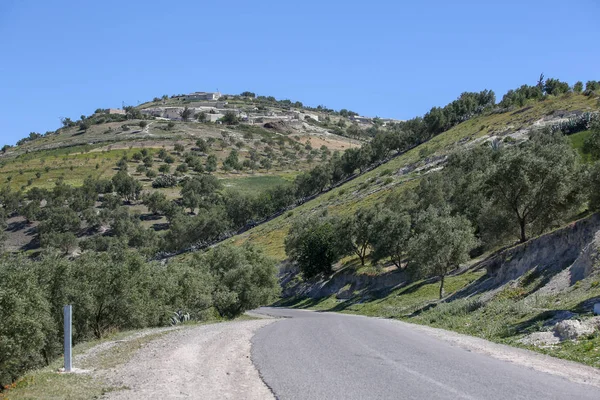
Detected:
[64,305,72,372]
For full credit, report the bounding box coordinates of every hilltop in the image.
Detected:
[0,91,368,253]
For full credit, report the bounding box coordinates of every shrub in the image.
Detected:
[0,259,56,388]
[176,163,189,173]
[194,244,280,318]
[152,174,178,188]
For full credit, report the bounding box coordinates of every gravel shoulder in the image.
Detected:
[101,319,276,399]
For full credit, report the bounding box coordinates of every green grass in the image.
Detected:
[220,174,294,195]
[569,130,592,160]
[277,269,486,316]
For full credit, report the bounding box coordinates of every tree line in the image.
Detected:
[285,121,600,299]
[0,244,279,389]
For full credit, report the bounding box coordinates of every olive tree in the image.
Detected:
[285,214,348,278]
[485,132,581,242]
[408,207,477,298]
[197,244,280,318]
[370,208,412,268]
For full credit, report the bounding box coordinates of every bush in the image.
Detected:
[194,244,280,318]
[152,174,178,188]
[158,164,171,174]
[285,214,347,278]
[176,163,189,173]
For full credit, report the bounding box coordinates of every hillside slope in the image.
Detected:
[234,93,599,260]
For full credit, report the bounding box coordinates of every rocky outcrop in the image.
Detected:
[280,267,409,299]
[519,316,600,347]
[539,230,600,295]
[482,214,600,287]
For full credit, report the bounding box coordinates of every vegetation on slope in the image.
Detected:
[1,78,600,389]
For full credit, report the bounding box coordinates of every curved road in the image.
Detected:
[252,308,600,400]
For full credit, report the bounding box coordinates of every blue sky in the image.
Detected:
[1,0,598,145]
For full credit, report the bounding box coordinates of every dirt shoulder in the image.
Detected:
[2,318,276,400]
[102,319,276,399]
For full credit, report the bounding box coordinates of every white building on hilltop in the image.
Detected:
[184,92,221,101]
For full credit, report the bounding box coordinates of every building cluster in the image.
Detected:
[140,91,321,124]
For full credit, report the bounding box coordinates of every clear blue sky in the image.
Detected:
[1,0,598,146]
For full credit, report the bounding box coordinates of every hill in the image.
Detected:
[2,78,600,388]
[0,93,363,253]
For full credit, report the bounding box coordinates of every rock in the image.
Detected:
[553,320,595,341]
[336,287,354,300]
[518,331,561,347]
[587,316,600,330]
[543,310,576,327]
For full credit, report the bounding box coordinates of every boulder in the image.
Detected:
[553,319,595,341]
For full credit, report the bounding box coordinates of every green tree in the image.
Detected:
[193,244,279,318]
[370,208,412,268]
[260,157,272,172]
[158,164,171,174]
[206,154,218,172]
[339,208,378,265]
[285,214,346,278]
[196,112,208,123]
[111,171,142,203]
[195,138,209,152]
[176,163,189,173]
[221,111,239,125]
[408,207,477,298]
[583,120,600,160]
[41,232,78,255]
[180,175,222,213]
[38,207,80,235]
[573,81,584,93]
[223,149,240,170]
[179,107,193,122]
[142,192,170,215]
[0,259,55,387]
[143,155,154,168]
[485,132,581,242]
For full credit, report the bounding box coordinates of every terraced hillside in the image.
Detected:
[0,94,361,253]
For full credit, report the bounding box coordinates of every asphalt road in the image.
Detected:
[251,308,600,400]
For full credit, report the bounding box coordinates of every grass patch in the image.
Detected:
[569,130,592,160]
[220,175,293,195]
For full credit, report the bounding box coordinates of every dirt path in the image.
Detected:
[102,319,276,399]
